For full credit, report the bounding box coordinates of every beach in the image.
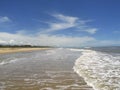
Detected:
[0,48,93,90]
[0,48,49,54]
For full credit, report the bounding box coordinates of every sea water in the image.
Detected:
[73,47,120,90]
[0,47,119,90]
[0,49,93,90]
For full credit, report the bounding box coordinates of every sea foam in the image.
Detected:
[73,49,120,90]
[0,58,18,65]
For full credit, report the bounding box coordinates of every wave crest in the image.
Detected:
[73,50,120,90]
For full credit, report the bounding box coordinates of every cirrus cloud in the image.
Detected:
[40,13,98,34]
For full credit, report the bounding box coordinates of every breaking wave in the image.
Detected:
[73,49,120,90]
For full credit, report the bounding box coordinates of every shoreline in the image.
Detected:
[0,48,50,54]
[0,48,94,90]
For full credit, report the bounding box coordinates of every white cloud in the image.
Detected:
[0,32,38,45]
[0,14,100,47]
[0,39,7,44]
[0,32,96,47]
[40,13,98,34]
[42,14,78,33]
[53,14,78,24]
[0,16,11,23]
[0,31,120,47]
[9,39,15,44]
[83,28,98,34]
[16,30,29,35]
[37,34,95,47]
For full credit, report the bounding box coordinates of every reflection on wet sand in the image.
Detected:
[1,71,93,90]
[0,49,93,90]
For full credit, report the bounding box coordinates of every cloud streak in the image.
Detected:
[42,14,78,33]
[39,14,98,34]
[80,28,98,34]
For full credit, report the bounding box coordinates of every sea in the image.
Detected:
[0,46,120,90]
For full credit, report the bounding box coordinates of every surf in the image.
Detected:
[73,49,120,90]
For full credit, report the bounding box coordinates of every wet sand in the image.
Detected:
[0,48,94,90]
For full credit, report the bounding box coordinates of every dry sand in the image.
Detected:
[0,48,49,54]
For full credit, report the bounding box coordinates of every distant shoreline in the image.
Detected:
[0,48,50,54]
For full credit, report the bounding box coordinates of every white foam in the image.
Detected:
[45,50,56,55]
[69,48,87,52]
[0,59,18,65]
[74,50,120,90]
[41,87,53,90]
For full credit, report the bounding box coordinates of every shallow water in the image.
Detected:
[0,48,93,90]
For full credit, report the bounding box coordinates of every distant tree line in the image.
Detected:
[0,45,52,48]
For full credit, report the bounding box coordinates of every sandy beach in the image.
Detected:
[0,48,50,54]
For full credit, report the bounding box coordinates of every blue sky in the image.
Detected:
[0,0,120,47]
